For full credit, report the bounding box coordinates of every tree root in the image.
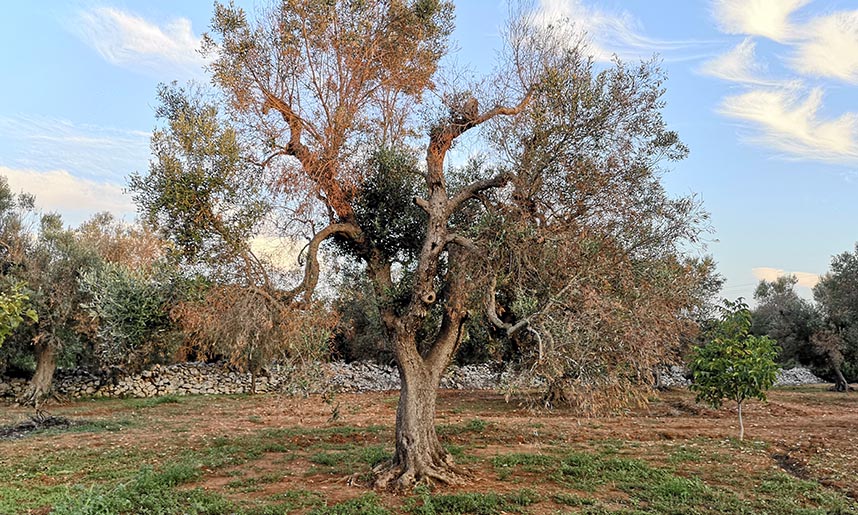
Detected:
[16,387,62,409]
[372,457,468,492]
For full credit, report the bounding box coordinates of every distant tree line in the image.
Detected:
[751,247,858,391]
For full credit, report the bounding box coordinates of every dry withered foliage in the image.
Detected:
[173,285,337,391]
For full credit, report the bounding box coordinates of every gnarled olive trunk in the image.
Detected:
[18,338,57,408]
[832,364,850,392]
[373,334,463,490]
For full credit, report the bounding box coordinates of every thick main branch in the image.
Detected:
[284,222,362,304]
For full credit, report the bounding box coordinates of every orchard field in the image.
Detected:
[1,387,856,514]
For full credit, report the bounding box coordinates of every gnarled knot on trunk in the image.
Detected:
[421,291,437,305]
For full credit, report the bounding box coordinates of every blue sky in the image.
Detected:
[1,0,856,304]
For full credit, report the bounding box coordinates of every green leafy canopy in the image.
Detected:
[0,282,38,347]
[690,299,780,409]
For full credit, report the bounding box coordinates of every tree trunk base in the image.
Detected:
[372,455,466,491]
[17,386,62,409]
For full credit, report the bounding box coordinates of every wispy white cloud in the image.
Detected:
[752,267,820,288]
[74,7,206,77]
[0,115,150,181]
[720,86,858,162]
[0,166,136,224]
[532,0,708,62]
[705,1,858,163]
[789,10,858,84]
[699,38,784,86]
[711,0,809,42]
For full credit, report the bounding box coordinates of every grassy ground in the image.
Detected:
[1,387,856,514]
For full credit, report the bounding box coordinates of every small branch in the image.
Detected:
[470,91,534,127]
[485,274,544,362]
[260,89,316,165]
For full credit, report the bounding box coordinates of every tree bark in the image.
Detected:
[18,338,57,408]
[832,364,849,392]
[374,348,462,490]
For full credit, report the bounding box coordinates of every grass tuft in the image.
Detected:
[309,493,389,515]
[407,488,539,515]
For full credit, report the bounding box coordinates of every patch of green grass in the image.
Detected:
[406,488,539,515]
[197,436,264,469]
[545,448,858,515]
[443,443,465,458]
[493,452,555,470]
[0,485,68,515]
[437,418,490,437]
[594,438,624,456]
[465,418,489,432]
[3,417,137,439]
[243,489,325,514]
[50,466,232,515]
[226,473,282,493]
[492,452,555,480]
[308,445,390,475]
[262,425,386,441]
[667,445,703,464]
[754,471,858,514]
[260,441,289,452]
[309,493,390,515]
[552,492,597,507]
[78,416,136,430]
[159,461,203,485]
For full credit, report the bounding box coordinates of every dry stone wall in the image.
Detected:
[0,362,825,400]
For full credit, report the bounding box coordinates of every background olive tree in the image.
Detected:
[813,244,858,391]
[0,177,183,406]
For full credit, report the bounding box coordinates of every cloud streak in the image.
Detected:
[532,0,709,62]
[0,115,150,181]
[712,0,809,42]
[789,10,858,84]
[720,86,858,162]
[74,7,206,77]
[705,1,858,164]
[699,38,784,86]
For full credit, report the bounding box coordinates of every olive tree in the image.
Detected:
[132,1,711,489]
[814,243,858,391]
[10,214,102,406]
[0,184,177,405]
